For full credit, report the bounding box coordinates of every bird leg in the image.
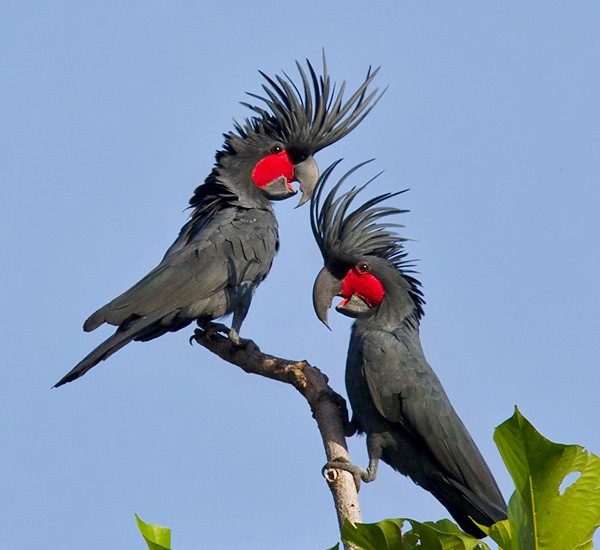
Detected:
[229,289,252,346]
[322,456,379,492]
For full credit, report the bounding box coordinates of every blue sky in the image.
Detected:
[2,2,599,549]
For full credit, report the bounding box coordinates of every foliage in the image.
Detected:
[133,410,600,549]
[339,518,489,549]
[327,408,600,550]
[484,407,600,550]
[136,515,172,550]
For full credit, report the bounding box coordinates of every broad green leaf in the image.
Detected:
[324,545,340,550]
[476,518,512,549]
[136,514,171,550]
[339,518,489,550]
[403,519,490,549]
[342,518,407,549]
[494,407,600,550]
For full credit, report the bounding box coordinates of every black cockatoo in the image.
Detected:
[55,58,382,388]
[310,161,507,537]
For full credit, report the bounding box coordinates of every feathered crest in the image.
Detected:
[239,53,384,151]
[311,160,424,318]
[311,160,410,266]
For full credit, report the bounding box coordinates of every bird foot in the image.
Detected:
[197,321,230,337]
[322,457,369,492]
[191,322,232,345]
[230,333,260,353]
[225,327,259,352]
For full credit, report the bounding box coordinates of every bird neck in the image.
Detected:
[357,272,422,332]
[216,154,273,210]
[187,152,273,217]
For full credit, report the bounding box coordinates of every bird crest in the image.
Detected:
[239,53,384,152]
[310,160,409,267]
[310,160,424,317]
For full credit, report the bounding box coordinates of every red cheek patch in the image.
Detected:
[340,268,385,307]
[252,151,295,188]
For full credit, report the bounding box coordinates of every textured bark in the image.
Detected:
[192,327,361,548]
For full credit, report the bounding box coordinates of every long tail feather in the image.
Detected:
[55,312,166,387]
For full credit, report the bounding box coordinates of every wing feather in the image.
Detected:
[85,208,277,331]
[361,328,503,501]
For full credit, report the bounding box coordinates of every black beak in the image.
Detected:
[293,156,319,208]
[261,176,298,201]
[335,294,371,318]
[312,266,342,328]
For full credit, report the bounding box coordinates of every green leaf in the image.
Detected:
[323,545,340,550]
[342,518,407,549]
[339,518,489,550]
[494,407,600,550]
[135,514,172,550]
[403,519,490,550]
[476,518,512,549]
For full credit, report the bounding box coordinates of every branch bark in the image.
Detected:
[192,327,361,548]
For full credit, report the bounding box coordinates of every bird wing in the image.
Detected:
[85,207,278,331]
[361,327,502,499]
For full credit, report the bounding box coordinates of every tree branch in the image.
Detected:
[192,327,361,547]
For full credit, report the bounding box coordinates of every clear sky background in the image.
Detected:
[2,2,599,549]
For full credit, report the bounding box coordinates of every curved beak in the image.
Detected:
[293,155,319,208]
[261,176,298,201]
[312,266,343,328]
[335,294,371,318]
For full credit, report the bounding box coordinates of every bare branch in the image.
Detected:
[191,327,361,546]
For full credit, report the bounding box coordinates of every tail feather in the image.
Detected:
[55,312,167,387]
[383,443,507,538]
[428,475,507,538]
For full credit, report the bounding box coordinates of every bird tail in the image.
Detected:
[54,312,166,388]
[427,476,507,538]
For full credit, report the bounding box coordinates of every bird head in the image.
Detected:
[220,54,384,207]
[310,161,424,327]
[224,133,319,204]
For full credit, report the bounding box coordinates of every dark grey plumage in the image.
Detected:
[56,57,382,388]
[311,162,507,537]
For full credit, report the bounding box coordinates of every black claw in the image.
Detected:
[196,321,231,339]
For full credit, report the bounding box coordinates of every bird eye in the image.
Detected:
[271,145,284,154]
[356,261,370,273]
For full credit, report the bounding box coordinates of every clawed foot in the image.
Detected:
[191,322,229,344]
[192,322,260,353]
[322,457,370,492]
[227,328,260,352]
[195,321,230,338]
